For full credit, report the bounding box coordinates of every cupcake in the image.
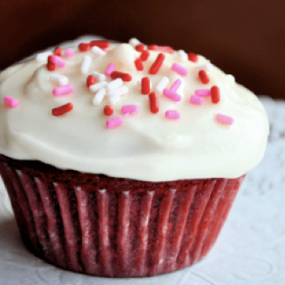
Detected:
[0,38,269,277]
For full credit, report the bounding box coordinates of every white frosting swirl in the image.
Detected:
[0,43,269,181]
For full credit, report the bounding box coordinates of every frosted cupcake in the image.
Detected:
[0,38,269,277]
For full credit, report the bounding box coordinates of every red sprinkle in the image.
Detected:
[54,47,62,56]
[141,77,150,95]
[148,45,174,54]
[47,55,55,71]
[140,50,150,61]
[52,103,73,116]
[86,75,96,88]
[188,52,198,62]
[149,92,159,114]
[111,71,132,82]
[135,44,144,52]
[104,105,113,116]
[134,58,144,71]
[78,43,91,52]
[198,70,210,84]
[211,85,220,104]
[149,53,165,75]
[90,40,110,49]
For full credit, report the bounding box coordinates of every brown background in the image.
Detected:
[0,0,284,99]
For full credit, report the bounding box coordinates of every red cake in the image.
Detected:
[0,38,269,277]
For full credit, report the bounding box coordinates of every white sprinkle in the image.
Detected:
[107,78,123,90]
[227,74,235,83]
[108,85,129,97]
[36,51,52,61]
[108,94,121,104]
[129,38,141,47]
[81,55,92,74]
[92,88,107,105]
[89,81,107,92]
[177,50,188,61]
[137,78,153,89]
[49,74,69,85]
[92,71,106,82]
[155,76,170,93]
[195,62,213,71]
[91,46,106,56]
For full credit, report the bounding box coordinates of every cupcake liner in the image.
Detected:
[0,155,245,277]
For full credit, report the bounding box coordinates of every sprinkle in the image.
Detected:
[190,95,204,105]
[211,85,220,104]
[134,58,144,71]
[108,85,129,97]
[53,85,74,96]
[49,74,69,85]
[54,47,62,56]
[107,78,123,90]
[198,70,210,84]
[111,71,132,82]
[149,53,165,75]
[105,63,116,76]
[165,110,180,119]
[129,38,141,47]
[155,76,169,93]
[140,50,150,61]
[86,75,96,88]
[65,48,75,57]
[141,77,151,95]
[135,44,144,52]
[92,88,107,105]
[195,89,211,96]
[104,105,113,116]
[137,78,152,89]
[188,52,198,62]
[170,79,182,92]
[52,103,73,116]
[91,46,106,56]
[148,45,174,54]
[78,43,90,52]
[52,55,66,68]
[163,89,181,102]
[149,92,159,114]
[172,63,188,76]
[81,55,92,74]
[121,104,139,116]
[36,51,52,61]
[90,40,110,49]
[108,94,121,104]
[4,96,19,108]
[106,116,123,129]
[92,71,106,82]
[47,55,55,71]
[216,113,234,125]
[177,50,188,61]
[89,81,108,93]
[195,62,213,71]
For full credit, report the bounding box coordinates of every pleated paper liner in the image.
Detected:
[0,155,245,277]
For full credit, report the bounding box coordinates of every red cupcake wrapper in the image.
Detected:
[0,156,245,277]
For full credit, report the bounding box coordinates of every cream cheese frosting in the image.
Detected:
[0,41,269,181]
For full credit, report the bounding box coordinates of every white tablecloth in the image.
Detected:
[1,40,285,284]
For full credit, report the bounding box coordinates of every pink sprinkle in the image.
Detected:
[165,110,180,119]
[216,113,234,125]
[51,55,66,68]
[195,89,211,97]
[170,79,182,92]
[53,84,74,96]
[171,63,188,76]
[106,116,123,129]
[105,63,116,76]
[121,104,140,116]
[4,96,19,108]
[163,89,182,102]
[65,48,75,57]
[190,95,204,105]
